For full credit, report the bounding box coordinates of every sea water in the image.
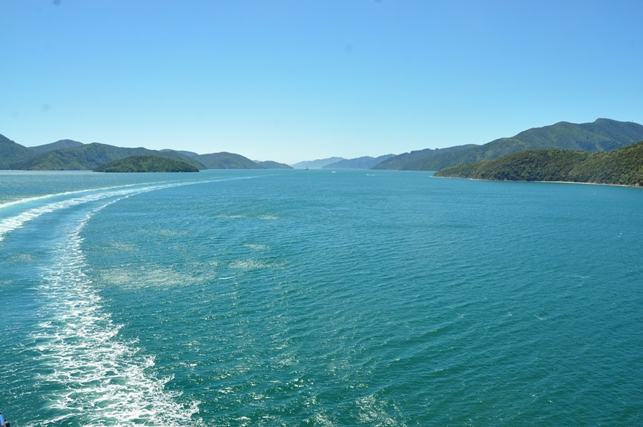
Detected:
[0,169,642,426]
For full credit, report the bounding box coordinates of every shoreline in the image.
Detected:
[432,175,642,189]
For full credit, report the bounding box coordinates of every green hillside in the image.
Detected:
[94,155,199,172]
[435,141,643,186]
[0,134,36,169]
[11,143,204,170]
[376,119,643,171]
[195,152,265,169]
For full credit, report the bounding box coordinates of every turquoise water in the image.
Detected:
[1,169,642,426]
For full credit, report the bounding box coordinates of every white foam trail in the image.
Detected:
[29,200,203,427]
[0,183,151,210]
[0,186,156,241]
[0,176,260,242]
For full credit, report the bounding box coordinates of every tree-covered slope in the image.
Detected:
[566,142,643,185]
[11,143,204,170]
[94,155,199,172]
[323,154,395,169]
[194,152,265,169]
[0,133,36,169]
[377,119,643,171]
[435,141,643,186]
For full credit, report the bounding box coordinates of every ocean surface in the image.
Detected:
[0,169,642,426]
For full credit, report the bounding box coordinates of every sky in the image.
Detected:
[1,0,642,164]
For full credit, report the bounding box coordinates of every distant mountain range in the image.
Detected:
[0,135,289,170]
[291,157,345,169]
[435,142,643,187]
[322,154,395,169]
[257,160,293,169]
[375,119,643,171]
[3,118,642,172]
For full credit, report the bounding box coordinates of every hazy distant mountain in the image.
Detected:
[11,143,204,170]
[194,152,264,169]
[291,157,345,169]
[375,119,643,171]
[30,139,84,153]
[257,160,293,169]
[372,145,478,171]
[160,149,200,158]
[323,154,395,169]
[0,133,35,169]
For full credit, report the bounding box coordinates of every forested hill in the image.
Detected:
[375,119,643,171]
[434,141,643,187]
[94,155,199,172]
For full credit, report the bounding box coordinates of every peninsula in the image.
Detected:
[434,141,643,187]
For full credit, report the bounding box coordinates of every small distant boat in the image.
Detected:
[305,167,309,170]
[331,171,336,174]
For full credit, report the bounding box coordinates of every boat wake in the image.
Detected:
[24,200,202,427]
[0,180,231,426]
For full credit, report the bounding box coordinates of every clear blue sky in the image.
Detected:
[2,0,642,164]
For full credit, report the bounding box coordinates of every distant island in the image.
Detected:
[435,141,643,187]
[94,155,199,173]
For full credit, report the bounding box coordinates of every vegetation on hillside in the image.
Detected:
[94,155,199,172]
[0,134,36,169]
[376,119,643,171]
[435,141,643,186]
